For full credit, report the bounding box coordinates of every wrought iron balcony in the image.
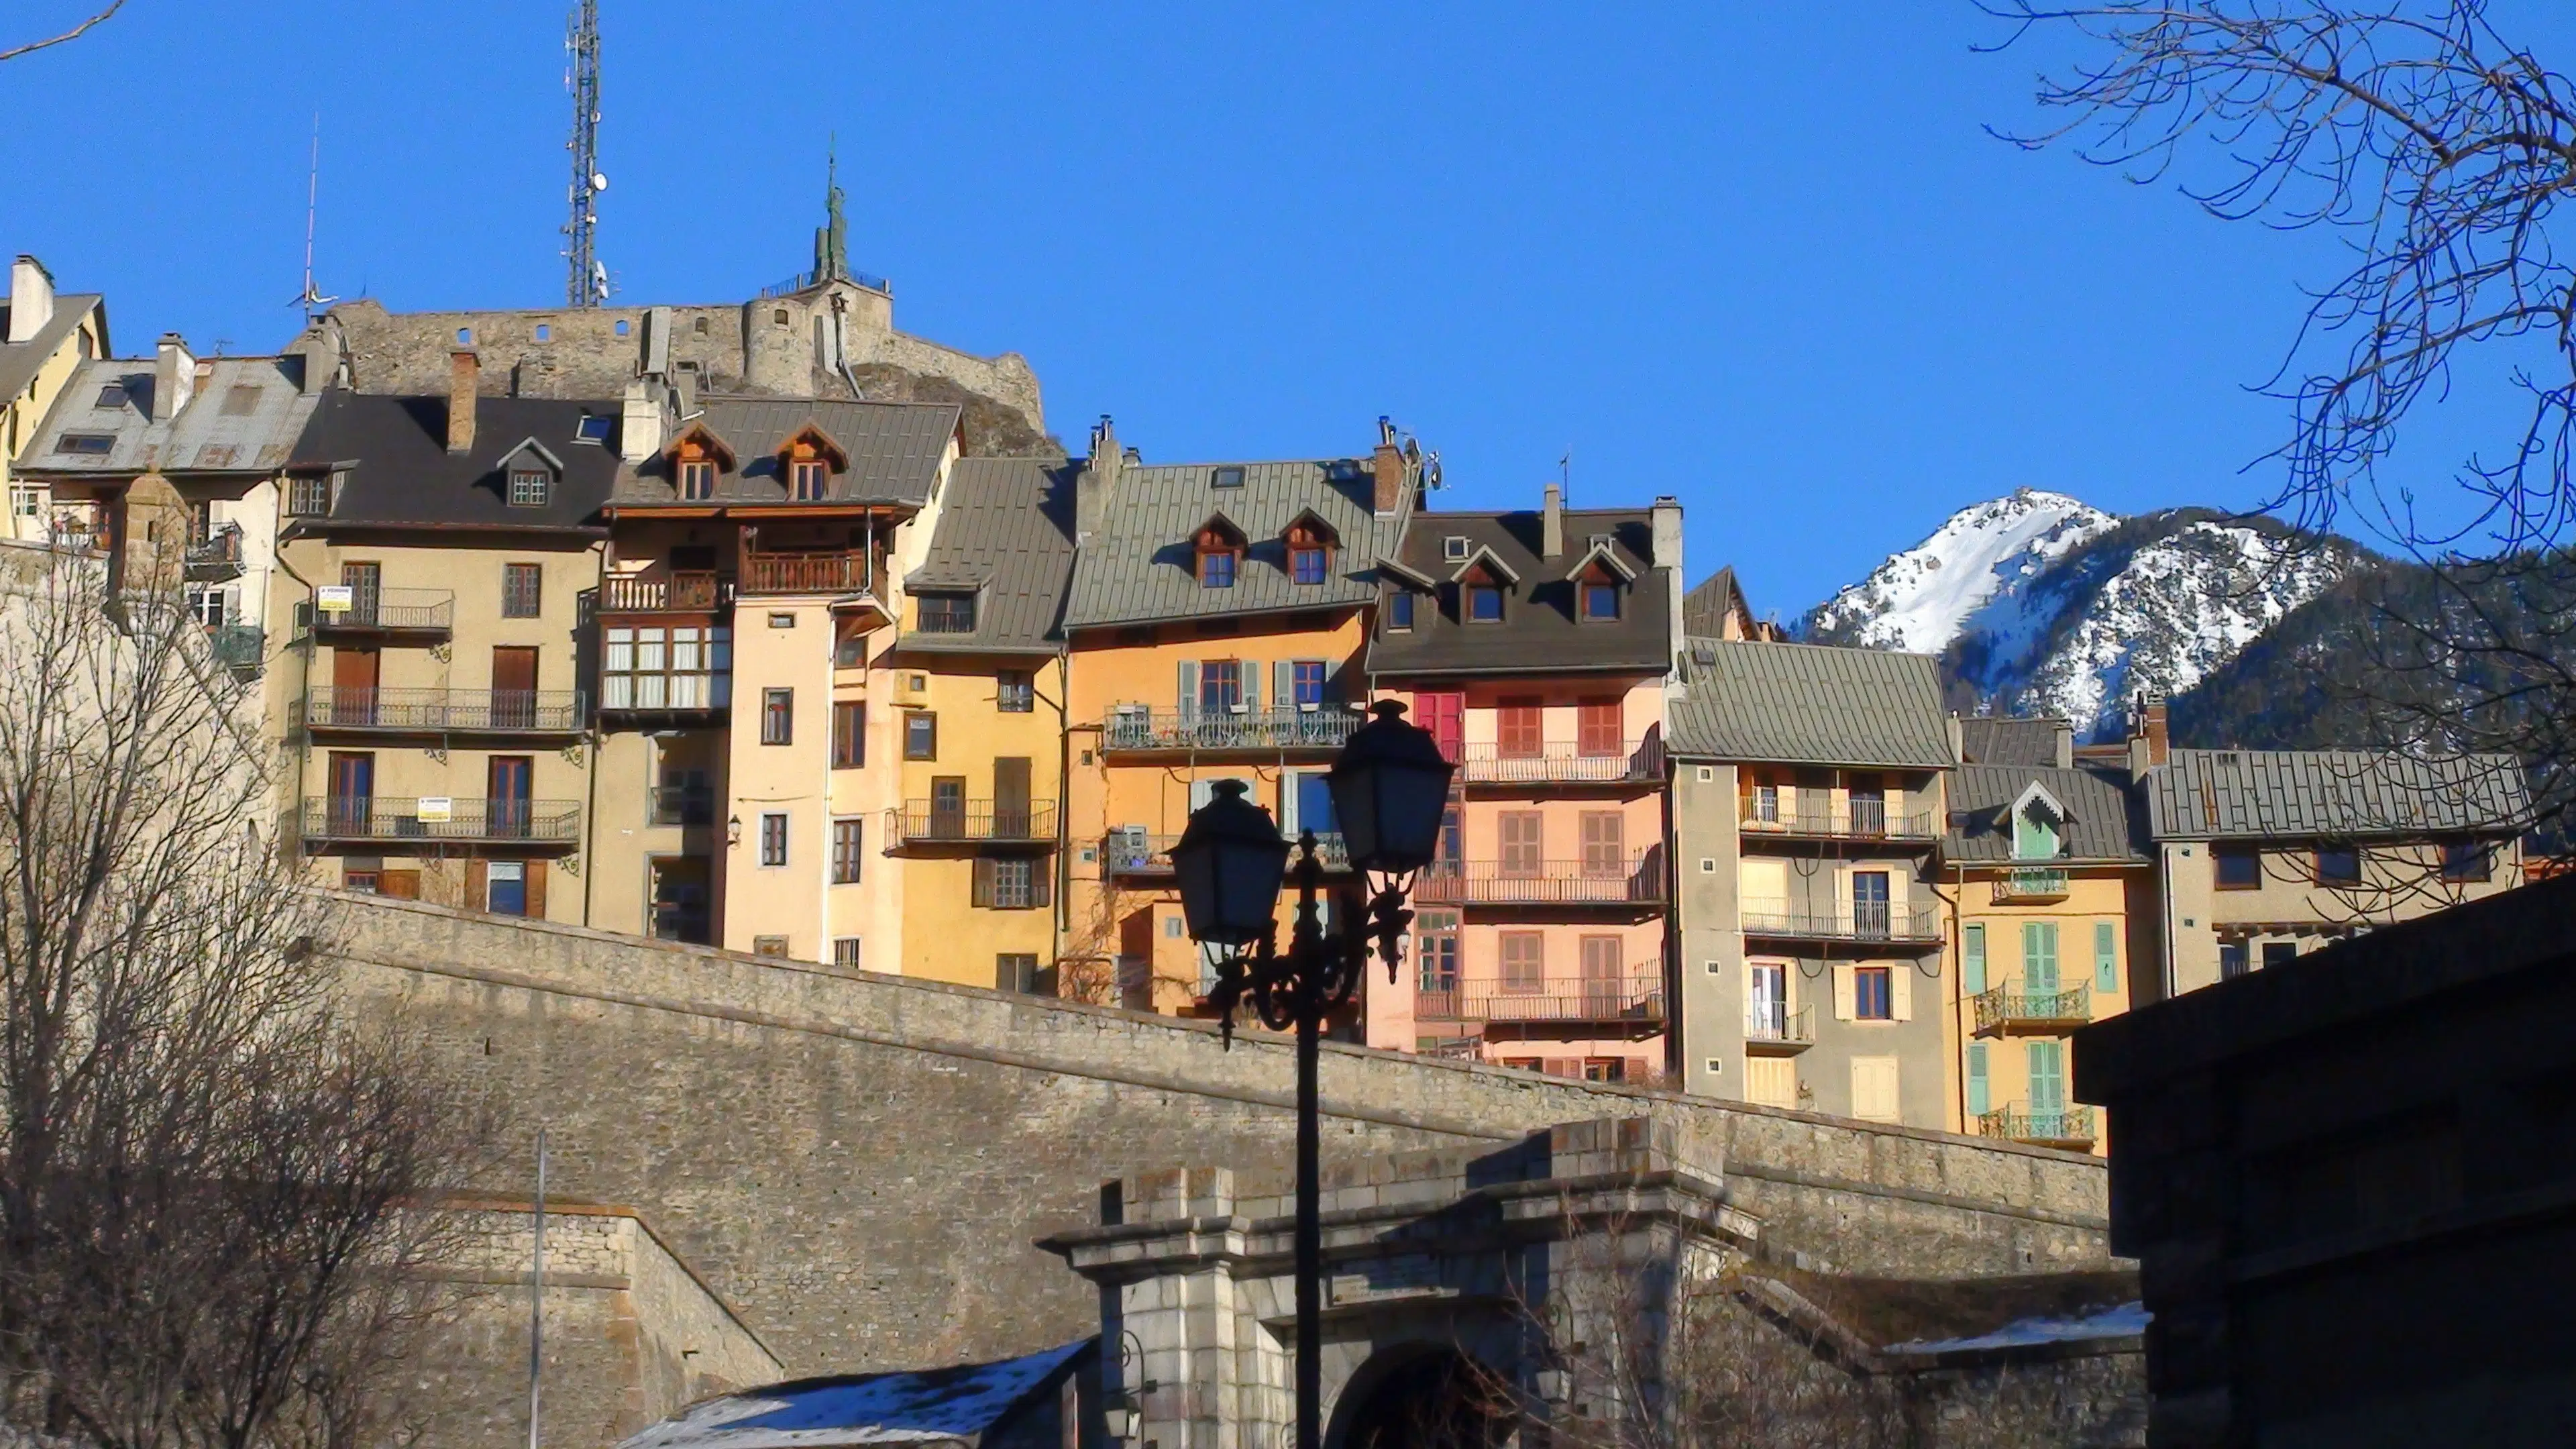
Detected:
[1976,1104,2097,1149]
[1972,979,2092,1035]
[740,550,871,596]
[300,797,582,846]
[185,523,244,579]
[1739,900,1941,944]
[1459,738,1664,788]
[1415,984,1666,1029]
[308,588,453,640]
[1739,797,1936,842]
[1102,706,1366,753]
[602,570,732,613]
[204,624,263,676]
[1413,854,1667,907]
[1102,830,1349,875]
[303,688,586,734]
[1992,867,2072,903]
[890,800,1059,845]
[1744,1002,1816,1051]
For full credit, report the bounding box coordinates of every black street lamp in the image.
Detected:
[1169,700,1455,1449]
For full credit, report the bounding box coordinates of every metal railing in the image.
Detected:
[186,523,244,574]
[759,266,892,298]
[649,786,715,827]
[602,571,732,612]
[205,624,263,674]
[1972,980,2092,1034]
[1739,900,1941,943]
[1738,798,1936,841]
[1103,830,1350,873]
[301,797,582,843]
[1976,1104,2096,1146]
[312,588,453,633]
[1459,739,1664,786]
[891,800,1059,844]
[1102,706,1366,753]
[304,688,585,733]
[1992,867,2072,902]
[741,551,871,596]
[1413,854,1667,906]
[1415,985,1665,1026]
[1744,1002,1816,1046]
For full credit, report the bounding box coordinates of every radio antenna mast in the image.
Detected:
[293,114,336,319]
[563,0,606,305]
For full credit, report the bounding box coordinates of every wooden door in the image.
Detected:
[1580,935,1622,1012]
[1499,812,1543,877]
[1414,692,1464,761]
[326,751,373,835]
[332,647,380,727]
[491,646,539,729]
[931,777,967,839]
[487,755,533,838]
[340,561,381,625]
[993,758,1032,839]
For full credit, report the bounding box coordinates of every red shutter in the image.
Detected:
[1498,697,1544,758]
[1577,698,1621,758]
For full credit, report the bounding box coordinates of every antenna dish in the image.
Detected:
[591,172,608,192]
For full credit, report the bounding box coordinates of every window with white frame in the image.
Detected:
[602,625,732,710]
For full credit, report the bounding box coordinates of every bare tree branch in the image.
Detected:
[0,1,127,65]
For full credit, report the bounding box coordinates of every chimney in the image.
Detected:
[619,378,663,462]
[447,350,478,453]
[2051,719,2075,770]
[1652,496,1685,663]
[1371,416,1406,516]
[1077,415,1124,543]
[153,333,197,422]
[642,305,672,376]
[7,256,55,344]
[2127,692,2170,775]
[1541,482,1564,559]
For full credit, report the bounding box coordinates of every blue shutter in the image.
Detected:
[2023,922,2059,993]
[1966,1043,1989,1118]
[2094,921,2118,994]
[1963,924,1986,995]
[2028,1041,2065,1114]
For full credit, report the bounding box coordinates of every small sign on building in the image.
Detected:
[416,797,453,824]
[315,584,354,613]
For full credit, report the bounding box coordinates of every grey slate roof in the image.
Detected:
[2144,747,2530,841]
[899,457,1075,656]
[19,356,319,476]
[1682,566,1750,637]
[1062,457,1400,629]
[614,395,958,509]
[1944,763,2148,864]
[290,390,619,531]
[1666,638,1955,768]
[1958,716,2069,767]
[1365,507,1675,677]
[0,292,103,405]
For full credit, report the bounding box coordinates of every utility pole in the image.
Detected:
[563,0,606,305]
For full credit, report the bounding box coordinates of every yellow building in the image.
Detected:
[268,359,616,916]
[1058,418,1420,1014]
[1937,718,2156,1155]
[2,255,111,540]
[883,456,1075,989]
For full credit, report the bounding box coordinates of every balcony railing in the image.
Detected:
[1992,867,2072,902]
[311,588,453,635]
[204,624,263,675]
[1460,739,1664,786]
[1413,854,1666,907]
[1103,706,1366,753]
[1739,900,1941,943]
[740,551,871,596]
[1976,1104,2096,1148]
[649,786,715,827]
[1415,985,1666,1026]
[185,523,244,577]
[304,688,586,733]
[598,669,730,714]
[1972,979,2093,1034]
[1739,798,1936,841]
[1103,830,1350,873]
[890,800,1059,845]
[1744,1002,1816,1048]
[602,571,732,613]
[300,797,582,845]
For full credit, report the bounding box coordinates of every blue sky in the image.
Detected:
[5,2,2567,616]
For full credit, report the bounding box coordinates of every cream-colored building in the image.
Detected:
[1,255,111,542]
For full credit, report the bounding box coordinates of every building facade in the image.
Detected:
[1,255,109,542]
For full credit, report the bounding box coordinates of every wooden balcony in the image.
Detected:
[740,550,871,596]
[304,688,585,736]
[1459,738,1663,789]
[1413,854,1666,908]
[1740,900,1942,945]
[300,796,582,849]
[1972,980,2092,1036]
[1976,1104,2096,1150]
[601,571,732,614]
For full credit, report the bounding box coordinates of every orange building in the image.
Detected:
[1058,418,1421,1014]
[1362,484,1687,1083]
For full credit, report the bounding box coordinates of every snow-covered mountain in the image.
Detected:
[1801,490,2371,740]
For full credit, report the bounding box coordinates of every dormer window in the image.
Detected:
[2012,794,2063,861]
[668,424,737,502]
[1283,513,1338,586]
[792,458,829,500]
[1387,591,1417,631]
[1466,583,1504,623]
[918,593,977,633]
[680,459,715,500]
[779,425,849,503]
[508,466,551,508]
[1200,548,1236,588]
[1442,536,1470,561]
[1581,582,1620,621]
[1193,517,1246,590]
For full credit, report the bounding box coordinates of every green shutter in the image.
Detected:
[1966,1043,1989,1118]
[2023,922,2059,993]
[1177,659,1200,718]
[1963,924,1986,995]
[2094,921,2118,994]
[2028,1041,2065,1114]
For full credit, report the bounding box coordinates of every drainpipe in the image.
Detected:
[1053,636,1072,975]
[276,539,320,868]
[580,537,606,928]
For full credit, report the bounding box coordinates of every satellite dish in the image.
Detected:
[591,172,609,192]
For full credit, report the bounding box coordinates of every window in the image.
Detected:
[2214,845,2261,889]
[904,711,937,759]
[2220,941,2250,980]
[1747,961,1788,1038]
[1442,536,1471,561]
[773,308,790,325]
[2441,839,2493,882]
[1291,661,1325,708]
[1580,935,1623,1005]
[997,954,1042,994]
[456,327,474,345]
[832,701,866,767]
[1579,811,1625,877]
[1850,1057,1900,1124]
[1500,932,1544,994]
[614,318,631,337]
[1962,923,1986,994]
[186,584,231,629]
[791,458,829,500]
[1211,466,1245,488]
[288,474,332,515]
[2028,1040,2066,1115]
[679,459,716,500]
[2095,920,2119,994]
[759,812,788,867]
[1497,697,1544,758]
[2013,804,2060,861]
[753,934,791,958]
[769,612,796,629]
[1416,910,1460,994]
[1582,1059,1627,1083]
[1198,548,1236,588]
[761,688,794,745]
[2023,922,2060,992]
[974,857,1050,910]
[1499,812,1544,876]
[535,323,551,341]
[508,468,551,507]
[2261,941,2298,971]
[998,669,1034,712]
[1966,1042,1990,1117]
[1387,592,1415,631]
[1853,965,1893,1020]
[832,818,864,883]
[833,937,863,968]
[344,868,380,894]
[56,434,113,455]
[1577,698,1621,757]
[918,594,976,633]
[576,414,612,443]
[1291,545,1328,584]
[501,563,543,619]
[1199,660,1242,714]
[1466,584,1503,623]
[600,625,729,711]
[1580,581,1620,621]
[95,383,127,408]
[2314,845,2362,885]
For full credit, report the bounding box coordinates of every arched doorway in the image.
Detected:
[1334,1347,1511,1449]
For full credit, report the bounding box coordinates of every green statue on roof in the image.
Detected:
[815,140,849,284]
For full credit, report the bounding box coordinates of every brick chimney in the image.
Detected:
[1542,482,1564,559]
[1371,416,1405,516]
[1076,415,1123,543]
[153,333,196,422]
[7,256,54,344]
[447,350,479,453]
[2128,692,2170,776]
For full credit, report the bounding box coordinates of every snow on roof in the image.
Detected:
[1882,1300,2149,1355]
[619,1340,1091,1449]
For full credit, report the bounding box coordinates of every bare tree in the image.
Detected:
[0,2,125,65]
[0,545,482,1448]
[1984,1,2576,837]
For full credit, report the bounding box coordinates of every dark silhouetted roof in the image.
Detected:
[2143,747,2530,841]
[1063,456,1401,628]
[900,457,1075,655]
[1958,716,2070,767]
[290,390,620,531]
[1366,508,1675,677]
[1666,638,1953,768]
[21,356,318,476]
[1944,763,2147,864]
[614,395,958,509]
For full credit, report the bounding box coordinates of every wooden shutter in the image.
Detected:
[2024,922,2059,992]
[467,858,489,912]
[2028,1041,2065,1113]
[1240,662,1260,714]
[1273,661,1296,710]
[1890,963,1913,1021]
[1031,863,1055,910]
[1963,924,1986,994]
[2094,920,2118,993]
[971,857,995,908]
[1850,1057,1900,1123]
[1746,1057,1796,1108]
[1177,660,1199,716]
[1966,1043,1990,1117]
[1831,963,1854,1020]
[1498,697,1543,757]
[1501,932,1544,993]
[525,861,547,920]
[1580,811,1624,877]
[378,869,420,900]
[1577,698,1621,757]
[1500,812,1544,875]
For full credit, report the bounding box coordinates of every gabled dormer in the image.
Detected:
[1448,542,1519,623]
[495,438,566,508]
[1192,513,1247,589]
[2009,782,2069,861]
[779,422,849,502]
[1281,508,1340,585]
[666,421,737,502]
[1564,533,1638,622]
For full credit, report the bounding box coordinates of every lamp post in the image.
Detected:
[1169,700,1454,1449]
